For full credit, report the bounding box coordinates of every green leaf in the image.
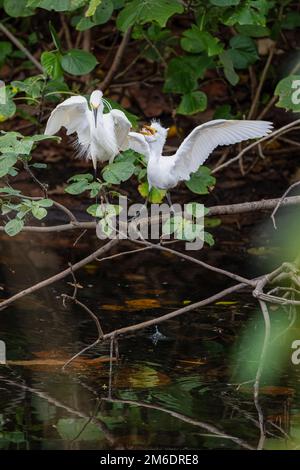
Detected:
[77,0,114,29]
[11,76,44,99]
[116,0,184,32]
[86,0,102,16]
[115,150,138,164]
[65,180,91,195]
[224,0,273,26]
[96,203,122,218]
[186,202,207,218]
[61,50,98,76]
[0,154,18,177]
[138,181,166,203]
[0,42,12,64]
[209,0,239,4]
[275,75,300,113]
[0,187,21,196]
[236,24,270,37]
[0,88,16,121]
[68,173,94,182]
[4,218,24,237]
[32,163,48,169]
[41,52,63,79]
[87,203,99,216]
[102,161,135,184]
[4,0,34,17]
[94,0,113,22]
[213,104,235,119]
[227,35,258,69]
[32,206,47,220]
[204,231,215,246]
[281,12,300,30]
[36,198,53,207]
[181,27,223,56]
[185,166,216,195]
[219,50,239,85]
[27,0,86,11]
[88,181,102,197]
[177,91,207,115]
[164,55,213,94]
[49,21,63,51]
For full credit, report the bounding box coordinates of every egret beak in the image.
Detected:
[93,107,98,128]
[92,155,97,172]
[140,125,157,136]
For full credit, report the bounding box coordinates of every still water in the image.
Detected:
[0,223,300,450]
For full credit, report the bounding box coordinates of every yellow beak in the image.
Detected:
[140,125,157,136]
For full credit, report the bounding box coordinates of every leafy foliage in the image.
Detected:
[275,75,300,113]
[0,0,296,238]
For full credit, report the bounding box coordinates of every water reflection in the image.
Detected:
[0,232,299,449]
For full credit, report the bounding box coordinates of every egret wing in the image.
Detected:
[172,119,273,180]
[44,96,91,146]
[110,109,132,151]
[128,132,151,161]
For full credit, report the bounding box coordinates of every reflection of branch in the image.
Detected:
[254,300,271,450]
[102,397,254,450]
[0,375,116,445]
[61,294,104,371]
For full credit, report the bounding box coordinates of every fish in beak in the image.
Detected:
[140,124,157,136]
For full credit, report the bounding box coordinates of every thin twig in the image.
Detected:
[212,119,300,174]
[271,181,300,229]
[247,46,275,119]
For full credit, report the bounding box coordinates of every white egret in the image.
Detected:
[44,90,132,170]
[128,119,273,191]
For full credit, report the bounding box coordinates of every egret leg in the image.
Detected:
[166,191,175,216]
[129,197,148,222]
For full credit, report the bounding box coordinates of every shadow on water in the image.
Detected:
[0,225,300,450]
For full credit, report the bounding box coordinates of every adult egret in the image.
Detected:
[44,90,132,170]
[128,119,273,191]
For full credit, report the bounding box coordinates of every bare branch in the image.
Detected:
[3,195,300,233]
[0,22,43,72]
[0,239,118,311]
[100,28,132,92]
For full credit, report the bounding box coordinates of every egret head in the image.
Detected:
[90,90,103,127]
[140,120,168,143]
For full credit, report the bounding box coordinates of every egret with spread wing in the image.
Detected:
[45,90,132,170]
[129,119,273,191]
